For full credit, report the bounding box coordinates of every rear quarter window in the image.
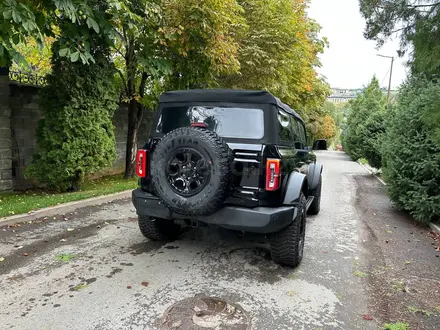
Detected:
[156,106,265,139]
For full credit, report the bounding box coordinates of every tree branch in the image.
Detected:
[117,69,128,95]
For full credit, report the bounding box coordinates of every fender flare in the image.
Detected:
[282,172,307,205]
[308,163,323,191]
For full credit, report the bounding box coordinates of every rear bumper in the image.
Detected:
[132,189,297,234]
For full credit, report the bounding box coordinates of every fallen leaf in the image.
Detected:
[56,253,75,262]
[127,285,132,289]
[362,314,374,320]
[73,283,88,291]
[141,281,149,287]
[67,228,74,232]
[435,247,440,252]
[0,257,4,262]
[23,253,29,257]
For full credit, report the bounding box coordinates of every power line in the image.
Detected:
[380,67,391,87]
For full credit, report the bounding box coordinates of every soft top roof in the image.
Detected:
[159,89,304,123]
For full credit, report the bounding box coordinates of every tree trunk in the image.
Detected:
[124,97,138,178]
[124,38,138,178]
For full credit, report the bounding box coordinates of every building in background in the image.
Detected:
[327,88,362,104]
[328,87,397,104]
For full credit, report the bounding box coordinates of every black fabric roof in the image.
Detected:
[159,89,304,122]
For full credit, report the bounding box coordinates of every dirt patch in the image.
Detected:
[354,175,440,330]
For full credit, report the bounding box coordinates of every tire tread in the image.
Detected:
[269,194,307,267]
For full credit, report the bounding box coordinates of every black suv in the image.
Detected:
[132,89,323,267]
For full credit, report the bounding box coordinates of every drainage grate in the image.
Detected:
[161,295,251,330]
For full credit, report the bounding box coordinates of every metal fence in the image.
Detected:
[9,70,47,86]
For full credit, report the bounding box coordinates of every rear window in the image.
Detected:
[156,106,265,139]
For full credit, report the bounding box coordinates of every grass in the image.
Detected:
[359,158,368,165]
[0,175,138,218]
[383,322,409,330]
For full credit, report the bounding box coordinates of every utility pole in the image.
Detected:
[377,54,395,104]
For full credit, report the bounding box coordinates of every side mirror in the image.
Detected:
[313,139,327,151]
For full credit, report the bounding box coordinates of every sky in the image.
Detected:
[307,0,409,89]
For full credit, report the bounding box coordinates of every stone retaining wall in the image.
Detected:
[0,72,154,191]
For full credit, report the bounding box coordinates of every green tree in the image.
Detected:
[160,0,244,90]
[109,0,245,177]
[0,0,115,67]
[382,76,440,223]
[304,102,339,146]
[342,77,386,167]
[10,37,54,75]
[220,0,330,111]
[26,9,119,191]
[359,0,440,75]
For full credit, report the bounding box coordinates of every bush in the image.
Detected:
[382,75,440,223]
[342,77,386,168]
[361,108,386,169]
[26,39,118,191]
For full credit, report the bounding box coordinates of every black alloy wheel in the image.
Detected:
[166,149,211,197]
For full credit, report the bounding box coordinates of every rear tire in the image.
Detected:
[138,216,182,241]
[269,193,307,267]
[308,175,322,215]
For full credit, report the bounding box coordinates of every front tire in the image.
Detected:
[308,175,322,215]
[138,216,182,241]
[269,193,307,267]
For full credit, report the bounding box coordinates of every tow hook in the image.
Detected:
[190,220,199,228]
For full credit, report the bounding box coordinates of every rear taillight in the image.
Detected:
[136,149,148,178]
[266,159,281,191]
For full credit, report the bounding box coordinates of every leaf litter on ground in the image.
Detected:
[56,253,75,262]
[73,283,88,291]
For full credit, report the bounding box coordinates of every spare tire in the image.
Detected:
[150,127,233,216]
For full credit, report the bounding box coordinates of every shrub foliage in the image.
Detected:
[382,76,440,223]
[342,77,386,168]
[26,39,118,191]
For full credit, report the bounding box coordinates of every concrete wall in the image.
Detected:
[0,69,13,191]
[2,81,154,191]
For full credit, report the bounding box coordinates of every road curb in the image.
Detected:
[0,190,133,227]
[429,222,440,235]
[356,161,386,186]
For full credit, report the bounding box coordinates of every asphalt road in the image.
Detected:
[1,151,438,330]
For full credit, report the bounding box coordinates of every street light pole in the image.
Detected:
[377,54,395,104]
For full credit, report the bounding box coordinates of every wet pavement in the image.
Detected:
[0,151,438,330]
